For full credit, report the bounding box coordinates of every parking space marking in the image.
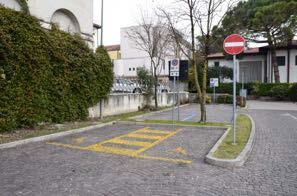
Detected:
[47,127,192,164]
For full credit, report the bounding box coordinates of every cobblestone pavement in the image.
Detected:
[1,105,297,195]
[135,104,234,123]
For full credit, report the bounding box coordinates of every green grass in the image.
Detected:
[143,119,228,127]
[213,114,252,159]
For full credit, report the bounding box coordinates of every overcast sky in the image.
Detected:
[93,0,167,46]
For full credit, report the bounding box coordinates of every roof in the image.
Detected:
[105,45,120,52]
[208,40,297,59]
[208,48,260,59]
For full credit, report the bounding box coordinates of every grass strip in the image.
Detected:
[213,114,252,159]
[143,119,227,127]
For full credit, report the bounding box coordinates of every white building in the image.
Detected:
[0,0,95,47]
[208,42,297,83]
[113,26,188,82]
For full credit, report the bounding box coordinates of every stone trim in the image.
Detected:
[205,114,255,168]
[0,121,115,150]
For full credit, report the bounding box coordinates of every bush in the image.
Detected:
[217,94,233,104]
[0,7,113,132]
[270,84,289,100]
[288,83,297,102]
[207,82,293,100]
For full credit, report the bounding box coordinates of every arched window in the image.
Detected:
[51,9,80,34]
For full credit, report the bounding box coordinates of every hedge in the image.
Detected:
[0,7,113,132]
[207,82,296,99]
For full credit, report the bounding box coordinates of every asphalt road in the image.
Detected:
[0,101,296,195]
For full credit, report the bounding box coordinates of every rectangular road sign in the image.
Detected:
[170,59,180,77]
[210,78,219,87]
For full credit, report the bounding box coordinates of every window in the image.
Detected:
[133,68,135,71]
[214,61,220,67]
[129,68,131,71]
[276,56,285,66]
[295,56,297,66]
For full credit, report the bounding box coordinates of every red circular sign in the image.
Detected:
[223,34,245,55]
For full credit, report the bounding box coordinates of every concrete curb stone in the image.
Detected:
[205,114,255,168]
[0,121,115,150]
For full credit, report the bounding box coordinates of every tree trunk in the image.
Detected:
[270,47,280,83]
[200,61,207,122]
[154,69,158,109]
[267,31,280,83]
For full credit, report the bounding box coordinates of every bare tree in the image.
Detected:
[159,0,235,122]
[126,13,171,109]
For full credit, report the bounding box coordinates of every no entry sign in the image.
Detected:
[223,34,245,55]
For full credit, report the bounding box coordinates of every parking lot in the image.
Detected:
[135,104,235,123]
[1,101,297,195]
[0,122,225,195]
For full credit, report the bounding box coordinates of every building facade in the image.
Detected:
[112,26,186,82]
[1,0,94,47]
[208,43,297,83]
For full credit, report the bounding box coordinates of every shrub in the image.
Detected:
[270,84,289,100]
[0,7,113,132]
[207,82,293,99]
[288,83,297,102]
[217,94,233,104]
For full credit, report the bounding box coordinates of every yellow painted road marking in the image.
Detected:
[134,129,172,135]
[125,133,163,140]
[86,145,139,156]
[74,137,86,145]
[138,155,192,164]
[47,127,192,164]
[107,138,152,147]
[174,147,187,155]
[135,129,182,154]
[47,142,87,150]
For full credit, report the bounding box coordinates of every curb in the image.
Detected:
[131,103,190,120]
[205,114,255,168]
[0,121,115,150]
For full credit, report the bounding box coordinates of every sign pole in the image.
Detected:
[172,76,176,130]
[214,85,216,104]
[233,55,237,144]
[177,77,180,121]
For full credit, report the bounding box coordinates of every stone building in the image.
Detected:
[0,0,95,47]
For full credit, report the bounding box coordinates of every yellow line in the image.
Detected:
[137,155,192,164]
[125,133,163,140]
[47,127,190,165]
[47,142,87,150]
[107,138,152,147]
[86,144,138,156]
[134,129,172,135]
[135,129,182,154]
[74,137,86,144]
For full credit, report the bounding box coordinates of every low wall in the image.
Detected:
[88,92,189,118]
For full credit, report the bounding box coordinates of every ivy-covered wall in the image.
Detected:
[16,0,29,14]
[0,6,113,132]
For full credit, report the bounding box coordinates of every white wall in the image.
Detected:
[0,0,21,11]
[121,26,148,59]
[117,26,186,78]
[88,92,189,117]
[289,49,297,83]
[208,55,266,82]
[1,0,94,46]
[274,50,288,83]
